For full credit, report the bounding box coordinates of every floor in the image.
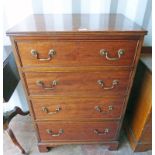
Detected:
[3,115,152,155]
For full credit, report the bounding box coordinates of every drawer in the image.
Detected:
[17,40,138,67]
[31,97,125,120]
[25,71,130,97]
[36,121,119,142]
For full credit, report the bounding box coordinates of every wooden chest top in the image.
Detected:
[6,14,147,37]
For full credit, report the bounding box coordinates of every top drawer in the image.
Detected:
[17,40,138,67]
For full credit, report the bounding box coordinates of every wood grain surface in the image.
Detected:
[31,97,125,120]
[36,121,119,142]
[125,59,152,152]
[25,71,131,97]
[17,40,138,67]
[6,14,147,36]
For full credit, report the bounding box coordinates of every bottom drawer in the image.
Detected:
[36,121,119,142]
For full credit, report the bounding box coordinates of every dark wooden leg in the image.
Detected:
[15,106,29,116]
[3,106,29,154]
[6,128,26,154]
[4,106,29,126]
[108,142,119,151]
[38,144,59,152]
[38,144,49,152]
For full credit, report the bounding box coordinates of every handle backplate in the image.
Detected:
[100,49,125,61]
[97,80,119,90]
[31,49,56,61]
[94,128,109,135]
[42,106,61,115]
[46,129,64,137]
[36,80,58,90]
[95,105,113,114]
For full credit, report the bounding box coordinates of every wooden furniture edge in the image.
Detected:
[124,122,152,152]
[141,46,152,54]
[37,141,119,152]
[114,37,144,140]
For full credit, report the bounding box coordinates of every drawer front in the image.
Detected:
[25,71,130,97]
[31,98,125,120]
[37,121,119,142]
[17,40,138,67]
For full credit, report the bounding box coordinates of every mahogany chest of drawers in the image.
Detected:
[7,14,147,152]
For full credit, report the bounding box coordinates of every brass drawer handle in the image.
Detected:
[36,80,58,90]
[42,106,61,115]
[94,128,109,135]
[31,49,56,61]
[97,80,119,90]
[95,105,113,114]
[100,49,125,61]
[46,129,64,137]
